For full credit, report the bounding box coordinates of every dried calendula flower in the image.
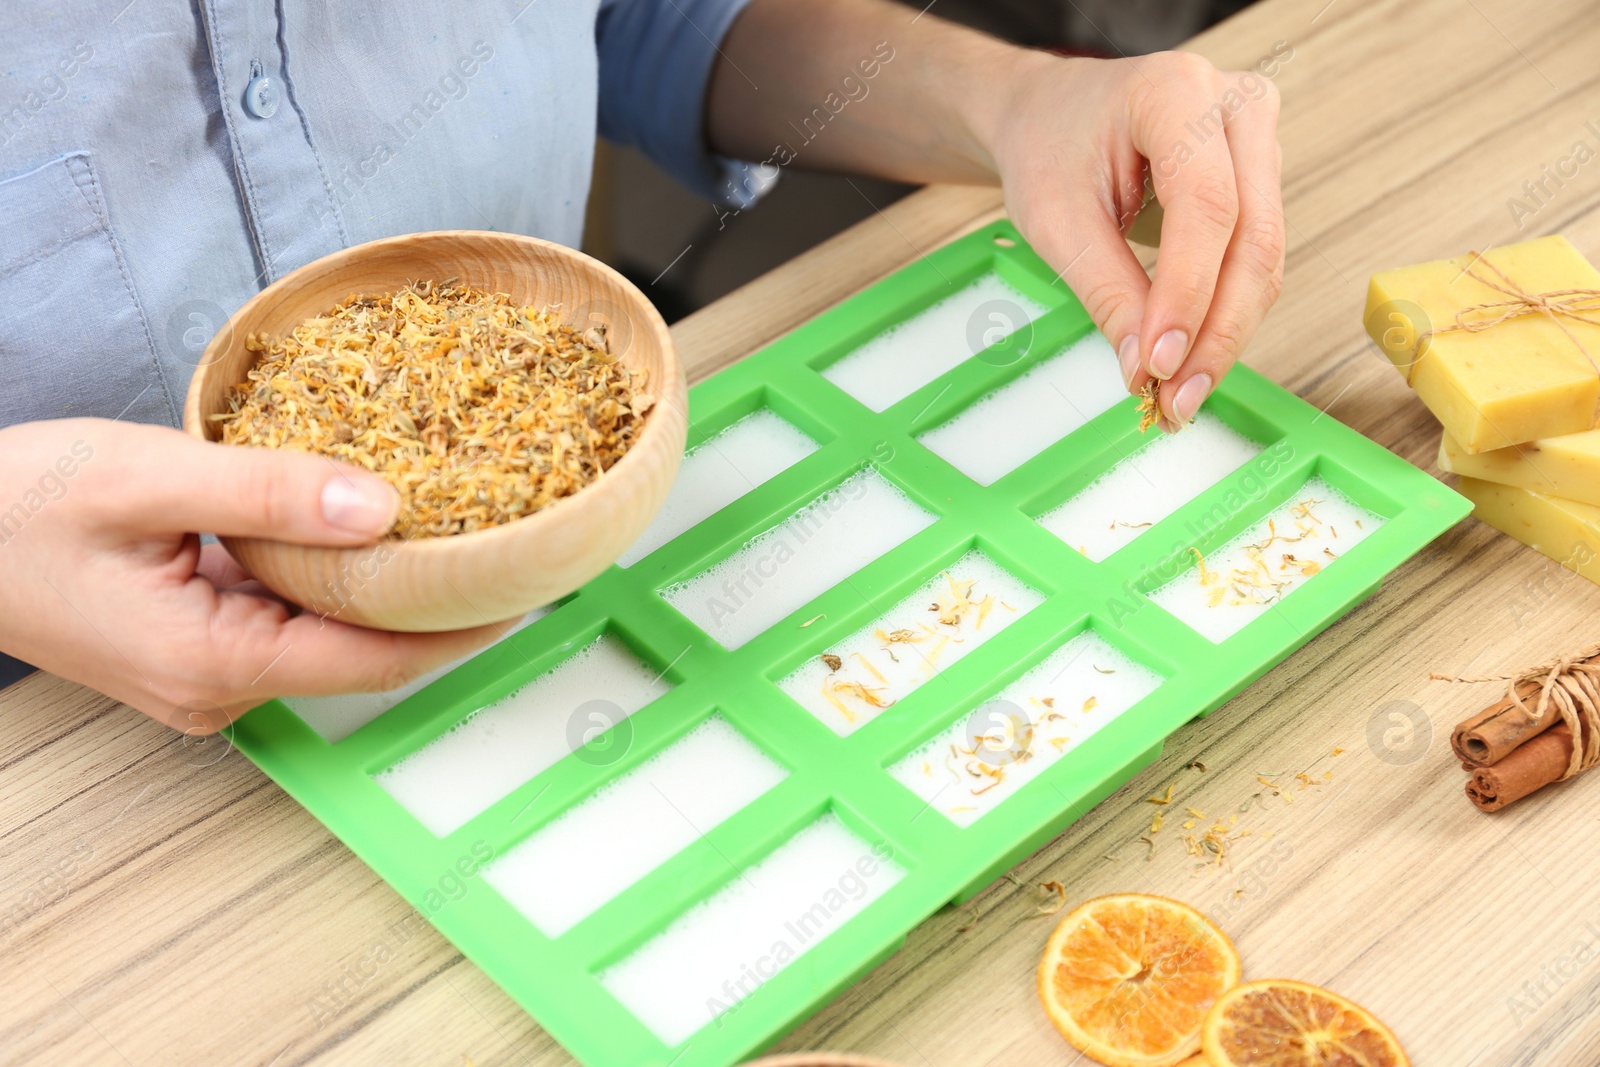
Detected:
[1036,880,1068,915]
[830,679,892,709]
[215,282,649,538]
[1136,379,1162,432]
[928,572,989,628]
[820,653,843,672]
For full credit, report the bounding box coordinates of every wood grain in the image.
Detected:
[9,1,1600,1063]
[183,230,688,633]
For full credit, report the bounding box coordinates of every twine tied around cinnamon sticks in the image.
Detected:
[1435,642,1600,779]
[1411,253,1600,381]
[1435,643,1600,812]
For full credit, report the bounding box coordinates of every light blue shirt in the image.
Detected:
[0,0,761,429]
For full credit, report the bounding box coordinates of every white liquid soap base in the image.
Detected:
[374,633,671,836]
[1038,412,1264,561]
[483,716,786,937]
[822,273,1049,412]
[663,469,935,649]
[599,812,903,1047]
[917,332,1127,486]
[619,409,817,567]
[283,609,547,743]
[889,632,1161,827]
[1149,476,1384,643]
[780,550,1043,735]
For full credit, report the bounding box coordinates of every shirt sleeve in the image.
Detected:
[596,0,773,207]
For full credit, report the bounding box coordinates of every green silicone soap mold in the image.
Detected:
[228,221,1469,1067]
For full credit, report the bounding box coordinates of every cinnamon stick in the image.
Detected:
[1466,724,1574,812]
[1451,679,1554,767]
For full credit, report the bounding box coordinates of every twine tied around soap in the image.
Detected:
[1431,641,1600,780]
[1412,252,1600,379]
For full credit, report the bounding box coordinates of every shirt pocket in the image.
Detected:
[0,151,176,426]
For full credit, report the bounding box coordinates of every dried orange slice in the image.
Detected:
[1201,979,1410,1066]
[1038,893,1241,1067]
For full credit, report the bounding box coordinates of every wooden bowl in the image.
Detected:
[182,230,686,632]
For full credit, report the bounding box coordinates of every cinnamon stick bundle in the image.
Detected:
[1466,724,1575,813]
[1443,643,1600,812]
[1450,680,1550,767]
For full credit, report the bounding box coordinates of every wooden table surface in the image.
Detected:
[8,0,1600,1063]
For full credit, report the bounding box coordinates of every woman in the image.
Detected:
[0,0,1283,729]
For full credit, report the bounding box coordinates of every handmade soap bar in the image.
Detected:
[1456,476,1600,582]
[1439,428,1600,508]
[1365,236,1600,453]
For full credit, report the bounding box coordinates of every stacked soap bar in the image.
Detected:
[1367,235,1600,580]
[1448,476,1600,582]
[1437,428,1600,506]
[1366,235,1600,452]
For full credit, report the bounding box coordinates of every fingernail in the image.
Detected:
[1117,334,1140,389]
[1172,373,1212,425]
[1149,329,1189,380]
[321,476,398,536]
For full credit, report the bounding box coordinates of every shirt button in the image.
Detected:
[243,74,278,119]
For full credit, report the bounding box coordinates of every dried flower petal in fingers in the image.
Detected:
[1137,380,1162,432]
